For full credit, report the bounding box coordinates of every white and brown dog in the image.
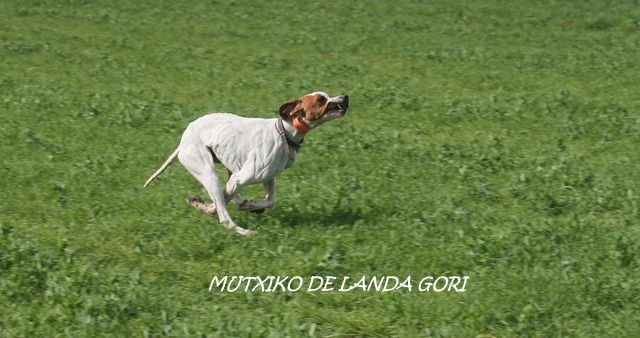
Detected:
[144,92,349,236]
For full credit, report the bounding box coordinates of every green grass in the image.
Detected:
[2,0,640,336]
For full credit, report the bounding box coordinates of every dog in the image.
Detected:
[144,91,349,236]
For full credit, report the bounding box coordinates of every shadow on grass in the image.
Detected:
[269,206,379,228]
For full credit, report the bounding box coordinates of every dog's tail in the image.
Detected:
[144,148,179,187]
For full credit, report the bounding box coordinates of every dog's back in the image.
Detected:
[182,113,282,175]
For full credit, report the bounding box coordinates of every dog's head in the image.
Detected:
[278,92,349,130]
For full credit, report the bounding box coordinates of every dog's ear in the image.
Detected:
[278,99,302,120]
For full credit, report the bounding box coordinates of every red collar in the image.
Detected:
[293,117,311,134]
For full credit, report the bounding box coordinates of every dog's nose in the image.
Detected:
[341,95,349,108]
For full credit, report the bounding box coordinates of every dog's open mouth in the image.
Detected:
[333,103,347,114]
[327,96,349,116]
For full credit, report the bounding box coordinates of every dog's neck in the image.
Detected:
[292,116,311,134]
[281,118,308,144]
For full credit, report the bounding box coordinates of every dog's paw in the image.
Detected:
[187,196,216,214]
[238,199,251,209]
[187,196,204,205]
[238,199,269,213]
[235,227,257,237]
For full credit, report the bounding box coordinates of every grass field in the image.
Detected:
[2,0,640,336]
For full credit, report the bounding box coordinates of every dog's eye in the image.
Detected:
[316,96,327,104]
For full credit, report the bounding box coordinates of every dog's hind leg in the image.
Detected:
[186,166,233,214]
[178,144,254,237]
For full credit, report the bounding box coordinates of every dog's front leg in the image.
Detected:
[238,179,276,213]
